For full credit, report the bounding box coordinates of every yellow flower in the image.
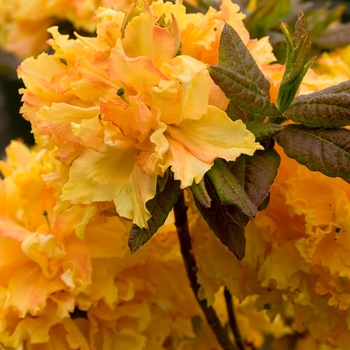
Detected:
[315,44,350,80]
[185,139,350,348]
[249,145,350,347]
[150,0,275,66]
[0,141,224,349]
[18,1,262,228]
[0,142,92,347]
[0,0,132,60]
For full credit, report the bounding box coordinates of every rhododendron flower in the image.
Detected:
[0,141,276,349]
[18,0,263,228]
[255,145,350,347]
[190,143,350,348]
[0,0,132,59]
[0,142,185,348]
[315,44,350,80]
[150,0,276,66]
[0,141,93,347]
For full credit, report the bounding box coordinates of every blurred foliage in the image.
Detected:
[253,0,350,62]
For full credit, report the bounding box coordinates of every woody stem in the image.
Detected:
[224,287,246,350]
[174,191,236,350]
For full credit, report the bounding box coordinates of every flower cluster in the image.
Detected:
[18,0,267,228]
[0,141,204,349]
[3,0,350,349]
[0,140,295,349]
[188,143,350,348]
[253,145,350,348]
[315,44,350,80]
[0,0,132,60]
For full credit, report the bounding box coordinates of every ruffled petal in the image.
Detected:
[35,103,100,150]
[108,47,167,94]
[122,11,177,67]
[61,146,137,204]
[21,233,66,279]
[8,265,65,317]
[70,51,119,102]
[153,55,210,124]
[161,137,212,188]
[0,225,31,283]
[167,106,262,164]
[113,162,158,228]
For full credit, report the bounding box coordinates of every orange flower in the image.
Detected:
[0,142,212,349]
[0,142,93,317]
[315,44,350,80]
[247,145,350,347]
[18,1,262,228]
[185,140,350,347]
[0,0,132,60]
[150,0,276,65]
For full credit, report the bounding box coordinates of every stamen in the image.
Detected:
[117,88,129,103]
[43,210,52,233]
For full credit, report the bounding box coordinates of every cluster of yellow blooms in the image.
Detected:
[0,0,132,60]
[17,0,267,229]
[1,0,350,349]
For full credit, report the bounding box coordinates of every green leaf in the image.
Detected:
[128,174,182,253]
[227,149,281,208]
[284,80,350,127]
[193,178,247,261]
[157,169,170,191]
[209,65,280,118]
[258,193,270,211]
[209,23,280,118]
[277,47,314,113]
[193,149,280,260]
[218,23,271,97]
[275,124,350,179]
[226,100,249,122]
[293,10,308,47]
[277,11,313,113]
[207,159,257,219]
[245,122,284,141]
[280,22,294,72]
[190,179,211,208]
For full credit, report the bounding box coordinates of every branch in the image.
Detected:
[174,192,236,350]
[224,287,246,350]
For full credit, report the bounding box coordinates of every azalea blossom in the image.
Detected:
[188,142,350,348]
[18,0,263,228]
[314,44,350,80]
[0,141,194,348]
[0,141,281,349]
[0,0,131,59]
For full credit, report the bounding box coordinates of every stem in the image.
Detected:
[224,287,246,350]
[174,192,236,350]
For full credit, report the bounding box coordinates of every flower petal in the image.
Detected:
[161,137,212,188]
[122,11,177,67]
[108,47,167,94]
[167,106,262,164]
[153,56,210,124]
[113,162,157,228]
[35,103,100,148]
[8,265,64,317]
[61,146,137,204]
